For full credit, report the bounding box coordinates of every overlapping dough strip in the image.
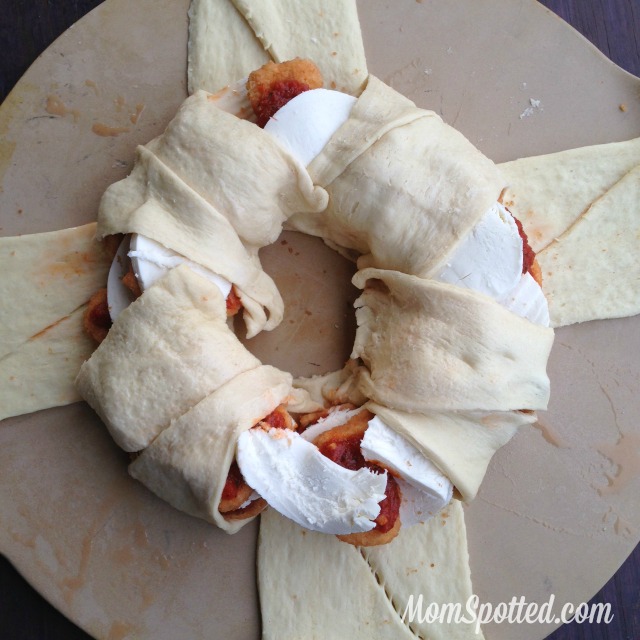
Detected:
[77,265,317,530]
[97,91,328,337]
[500,137,640,253]
[500,137,640,327]
[351,269,553,414]
[365,403,536,503]
[187,0,270,96]
[259,501,483,640]
[289,76,504,278]
[0,307,96,421]
[537,164,640,327]
[188,0,368,96]
[230,0,368,94]
[0,223,112,421]
[76,265,261,452]
[130,364,297,533]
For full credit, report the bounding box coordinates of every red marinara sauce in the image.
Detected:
[254,80,310,128]
[225,286,242,317]
[317,432,401,534]
[83,288,112,343]
[220,460,245,503]
[513,215,536,275]
[221,406,292,502]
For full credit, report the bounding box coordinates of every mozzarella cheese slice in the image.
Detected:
[361,416,453,517]
[236,427,387,535]
[106,235,137,322]
[264,88,356,167]
[301,406,453,527]
[436,202,523,300]
[396,478,450,527]
[106,234,233,321]
[239,491,261,509]
[499,271,550,326]
[128,234,232,298]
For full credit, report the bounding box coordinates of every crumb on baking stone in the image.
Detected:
[519,97,543,119]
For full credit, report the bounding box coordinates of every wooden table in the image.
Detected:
[0,1,638,638]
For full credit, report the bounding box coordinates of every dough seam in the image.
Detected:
[0,301,87,364]
[357,545,427,640]
[541,163,638,252]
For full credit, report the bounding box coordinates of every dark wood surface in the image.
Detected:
[0,1,638,639]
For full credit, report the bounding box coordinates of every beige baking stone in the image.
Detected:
[0,0,638,638]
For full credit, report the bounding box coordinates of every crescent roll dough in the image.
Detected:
[365,403,536,502]
[351,268,554,414]
[97,90,328,337]
[188,0,368,96]
[129,364,296,533]
[76,264,317,528]
[500,136,640,253]
[287,76,504,278]
[259,499,482,640]
[0,224,112,420]
[187,0,270,96]
[76,265,261,452]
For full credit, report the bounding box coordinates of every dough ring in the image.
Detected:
[76,59,554,546]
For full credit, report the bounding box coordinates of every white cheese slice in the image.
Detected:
[436,202,523,300]
[239,491,261,510]
[300,406,365,443]
[361,416,453,520]
[264,88,356,167]
[396,478,450,527]
[106,235,137,322]
[236,427,387,535]
[301,407,454,526]
[498,271,550,326]
[128,233,232,298]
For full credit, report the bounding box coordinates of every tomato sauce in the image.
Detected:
[254,79,311,127]
[221,460,245,502]
[261,407,290,429]
[513,215,536,275]
[84,288,112,343]
[225,286,242,317]
[318,430,401,533]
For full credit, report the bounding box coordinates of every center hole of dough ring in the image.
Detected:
[237,230,358,378]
